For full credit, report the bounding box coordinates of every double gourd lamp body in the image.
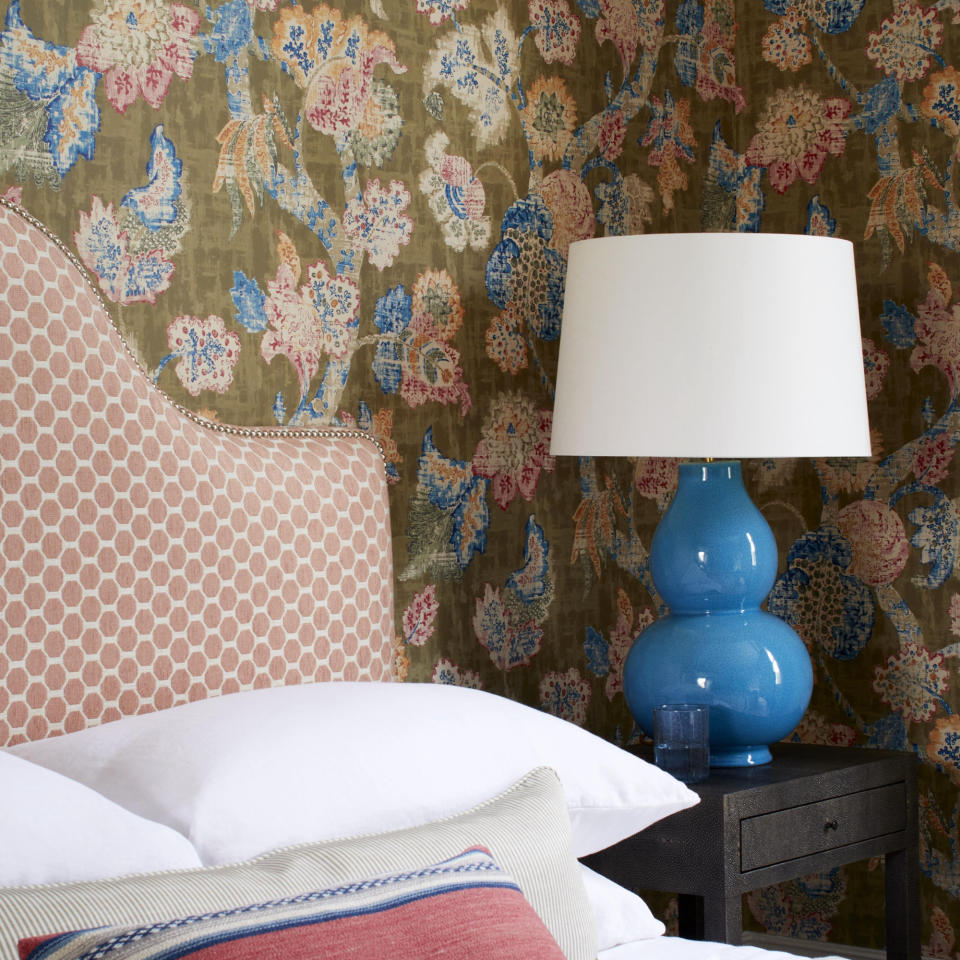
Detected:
[550,233,871,766]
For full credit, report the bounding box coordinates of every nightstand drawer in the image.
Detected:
[740,783,906,871]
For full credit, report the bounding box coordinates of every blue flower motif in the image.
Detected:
[0,0,100,176]
[880,299,917,349]
[768,528,875,661]
[372,285,411,394]
[812,0,865,34]
[584,625,611,678]
[909,496,958,589]
[575,0,602,18]
[121,125,183,230]
[505,515,549,602]
[864,714,910,751]
[212,0,253,63]
[855,78,901,134]
[485,195,564,341]
[230,270,268,333]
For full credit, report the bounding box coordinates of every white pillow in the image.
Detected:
[580,863,664,950]
[0,768,595,960]
[11,682,697,864]
[0,751,202,885]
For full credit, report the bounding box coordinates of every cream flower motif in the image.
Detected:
[76,0,200,113]
[873,639,949,722]
[165,315,240,396]
[419,132,490,253]
[867,2,943,81]
[343,178,414,271]
[745,85,851,194]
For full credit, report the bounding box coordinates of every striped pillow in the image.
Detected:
[18,848,564,960]
[0,768,595,960]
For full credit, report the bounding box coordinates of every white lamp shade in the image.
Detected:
[550,233,872,459]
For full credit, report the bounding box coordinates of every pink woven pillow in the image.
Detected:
[18,848,564,960]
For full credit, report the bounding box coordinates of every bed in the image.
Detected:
[0,197,843,960]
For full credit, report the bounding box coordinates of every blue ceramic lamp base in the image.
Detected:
[623,461,813,767]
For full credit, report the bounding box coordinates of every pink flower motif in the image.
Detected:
[862,337,890,400]
[260,259,360,399]
[74,196,174,305]
[837,499,910,586]
[271,5,406,138]
[911,273,960,393]
[529,0,581,65]
[472,393,555,510]
[2,186,22,205]
[165,314,240,396]
[539,667,591,725]
[791,710,858,746]
[597,109,627,160]
[594,0,640,74]
[633,457,679,511]
[76,1,199,113]
[472,584,543,670]
[541,169,595,257]
[402,585,439,646]
[344,178,414,271]
[913,432,954,484]
[745,86,851,194]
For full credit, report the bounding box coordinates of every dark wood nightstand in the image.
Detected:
[583,743,919,960]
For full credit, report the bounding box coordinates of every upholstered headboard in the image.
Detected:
[0,200,394,747]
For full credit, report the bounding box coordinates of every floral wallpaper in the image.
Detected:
[3,0,960,951]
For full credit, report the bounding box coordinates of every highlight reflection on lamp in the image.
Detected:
[550,233,871,766]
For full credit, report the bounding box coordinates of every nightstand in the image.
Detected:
[583,743,919,960]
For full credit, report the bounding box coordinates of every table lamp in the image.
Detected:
[550,233,871,766]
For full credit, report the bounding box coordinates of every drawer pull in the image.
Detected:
[824,818,839,832]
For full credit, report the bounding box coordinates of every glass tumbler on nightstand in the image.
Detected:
[653,704,710,784]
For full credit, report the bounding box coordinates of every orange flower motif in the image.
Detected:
[920,66,960,137]
[524,76,577,162]
[541,169,595,257]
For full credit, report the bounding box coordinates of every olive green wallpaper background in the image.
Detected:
[2,0,960,950]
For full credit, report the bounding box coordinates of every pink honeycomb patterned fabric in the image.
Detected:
[0,201,395,747]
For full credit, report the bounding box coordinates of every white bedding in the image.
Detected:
[601,937,847,960]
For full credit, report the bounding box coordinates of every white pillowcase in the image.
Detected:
[580,864,665,950]
[11,682,698,864]
[0,751,202,886]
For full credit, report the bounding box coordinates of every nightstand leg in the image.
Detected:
[885,846,920,960]
[677,894,742,944]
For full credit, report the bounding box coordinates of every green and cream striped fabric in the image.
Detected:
[0,767,596,960]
